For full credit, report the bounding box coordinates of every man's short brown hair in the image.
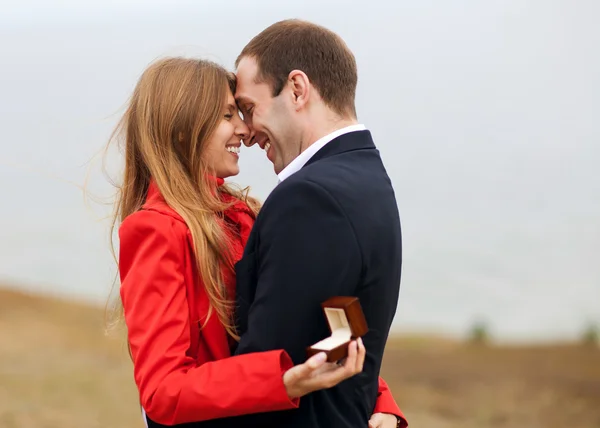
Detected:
[236,19,358,118]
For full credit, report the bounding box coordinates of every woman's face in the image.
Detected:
[204,88,249,179]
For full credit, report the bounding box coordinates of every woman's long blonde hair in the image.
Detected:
[107,57,259,341]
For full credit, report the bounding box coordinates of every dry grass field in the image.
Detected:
[1,288,598,428]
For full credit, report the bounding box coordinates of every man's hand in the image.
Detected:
[369,412,399,428]
[283,338,366,398]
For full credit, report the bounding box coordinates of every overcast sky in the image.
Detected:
[1,0,598,341]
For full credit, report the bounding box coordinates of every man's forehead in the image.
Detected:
[237,56,258,74]
[234,59,254,101]
[234,82,251,104]
[236,57,256,80]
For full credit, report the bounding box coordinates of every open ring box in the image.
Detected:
[306,296,369,363]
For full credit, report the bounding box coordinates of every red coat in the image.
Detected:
[119,178,407,426]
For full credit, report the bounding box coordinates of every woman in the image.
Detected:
[110,57,406,427]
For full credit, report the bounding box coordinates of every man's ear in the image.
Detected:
[288,70,310,110]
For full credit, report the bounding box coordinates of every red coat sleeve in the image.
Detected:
[118,210,299,426]
[374,377,408,427]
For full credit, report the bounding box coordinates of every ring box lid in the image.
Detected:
[322,296,368,339]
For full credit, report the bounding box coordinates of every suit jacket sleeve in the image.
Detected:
[118,210,299,426]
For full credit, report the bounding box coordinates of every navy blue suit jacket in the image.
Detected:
[228,129,402,428]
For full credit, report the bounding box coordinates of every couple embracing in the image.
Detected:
[113,19,406,428]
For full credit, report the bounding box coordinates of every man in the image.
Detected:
[229,19,405,428]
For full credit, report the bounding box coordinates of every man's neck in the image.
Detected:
[278,119,365,183]
[301,117,359,153]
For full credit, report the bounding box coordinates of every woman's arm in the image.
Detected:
[119,210,299,425]
[372,377,408,427]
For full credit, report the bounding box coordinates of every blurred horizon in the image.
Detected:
[1,0,599,344]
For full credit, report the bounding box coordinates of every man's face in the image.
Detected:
[235,56,299,174]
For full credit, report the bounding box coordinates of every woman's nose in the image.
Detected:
[235,119,250,141]
[241,126,256,147]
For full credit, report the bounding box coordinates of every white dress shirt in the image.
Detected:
[277,124,367,183]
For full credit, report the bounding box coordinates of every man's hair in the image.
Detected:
[236,19,358,118]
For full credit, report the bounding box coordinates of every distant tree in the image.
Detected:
[468,319,490,345]
[581,323,599,347]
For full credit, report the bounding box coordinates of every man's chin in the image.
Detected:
[269,157,280,175]
[272,161,285,176]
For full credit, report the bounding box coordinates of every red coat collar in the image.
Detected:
[144,177,255,224]
[209,175,225,187]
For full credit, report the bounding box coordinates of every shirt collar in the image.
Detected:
[277,124,367,183]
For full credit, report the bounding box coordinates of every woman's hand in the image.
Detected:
[283,338,366,399]
[369,413,399,428]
